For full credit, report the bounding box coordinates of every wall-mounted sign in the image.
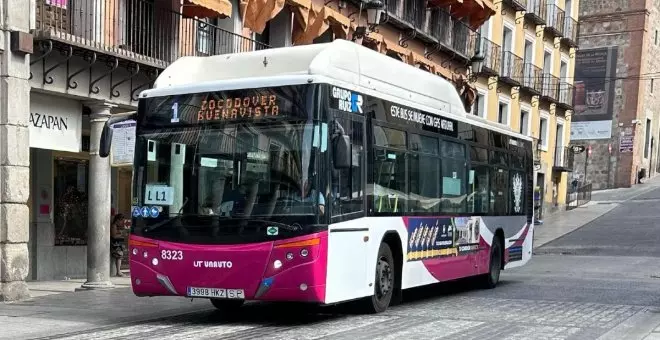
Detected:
[110,120,136,167]
[571,145,586,154]
[29,93,82,152]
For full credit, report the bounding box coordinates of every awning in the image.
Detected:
[382,39,412,63]
[324,6,351,39]
[240,0,286,34]
[362,31,385,52]
[181,0,232,18]
[287,0,312,28]
[292,4,329,45]
[411,52,436,73]
[427,0,463,6]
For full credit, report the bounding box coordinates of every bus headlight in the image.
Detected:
[300,249,309,257]
[286,252,294,261]
[273,260,282,269]
[143,251,149,258]
[152,258,159,266]
[132,248,138,256]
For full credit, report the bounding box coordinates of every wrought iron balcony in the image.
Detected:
[500,51,524,86]
[34,0,269,68]
[392,5,477,60]
[557,82,574,109]
[525,0,547,25]
[385,0,426,29]
[504,0,527,12]
[553,146,574,172]
[475,35,501,76]
[545,4,565,37]
[521,63,543,95]
[561,16,579,47]
[540,73,559,102]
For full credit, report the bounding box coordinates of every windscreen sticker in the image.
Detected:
[144,184,174,205]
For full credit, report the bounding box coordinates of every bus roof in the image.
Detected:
[143,39,531,141]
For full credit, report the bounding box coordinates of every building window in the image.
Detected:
[197,18,214,55]
[645,118,652,158]
[473,92,486,117]
[520,109,530,135]
[498,100,509,125]
[54,158,89,246]
[540,116,549,149]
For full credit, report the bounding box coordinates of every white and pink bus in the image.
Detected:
[100,39,534,313]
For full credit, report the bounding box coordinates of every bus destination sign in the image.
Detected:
[197,95,281,122]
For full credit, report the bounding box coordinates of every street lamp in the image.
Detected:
[468,51,484,82]
[352,0,384,41]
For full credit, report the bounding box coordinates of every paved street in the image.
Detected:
[4,180,660,339]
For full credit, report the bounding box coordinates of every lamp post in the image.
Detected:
[468,51,485,82]
[351,0,384,42]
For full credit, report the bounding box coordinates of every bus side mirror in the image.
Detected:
[99,122,113,158]
[99,111,138,158]
[332,135,351,169]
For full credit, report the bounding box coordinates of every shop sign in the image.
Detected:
[29,93,82,152]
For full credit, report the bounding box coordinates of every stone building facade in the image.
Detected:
[572,0,659,189]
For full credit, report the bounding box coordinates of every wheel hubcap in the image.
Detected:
[376,257,392,299]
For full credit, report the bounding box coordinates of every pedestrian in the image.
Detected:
[110,213,126,277]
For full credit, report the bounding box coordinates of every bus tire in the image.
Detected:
[210,298,244,311]
[482,236,502,289]
[362,242,395,313]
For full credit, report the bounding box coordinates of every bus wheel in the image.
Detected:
[210,299,244,311]
[362,242,395,313]
[482,236,502,289]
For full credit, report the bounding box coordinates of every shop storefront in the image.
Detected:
[28,93,134,280]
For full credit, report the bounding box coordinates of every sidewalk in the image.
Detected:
[533,175,660,249]
[26,274,131,298]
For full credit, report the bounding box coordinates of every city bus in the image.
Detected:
[99,39,534,313]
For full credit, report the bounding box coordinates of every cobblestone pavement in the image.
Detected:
[5,185,660,340]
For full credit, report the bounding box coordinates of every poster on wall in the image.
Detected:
[570,47,618,140]
[110,120,136,167]
[29,93,82,152]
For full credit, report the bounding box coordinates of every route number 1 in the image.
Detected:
[171,102,180,123]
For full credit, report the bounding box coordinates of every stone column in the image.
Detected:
[0,0,33,301]
[79,101,116,290]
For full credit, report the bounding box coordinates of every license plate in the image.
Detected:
[187,287,245,299]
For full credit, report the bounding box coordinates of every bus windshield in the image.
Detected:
[131,120,329,244]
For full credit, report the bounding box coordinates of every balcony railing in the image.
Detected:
[541,73,559,102]
[521,62,543,95]
[562,16,578,47]
[387,4,476,59]
[34,0,269,67]
[525,0,547,25]
[553,146,574,171]
[386,0,426,28]
[558,82,574,109]
[500,51,524,85]
[504,0,527,12]
[545,4,565,37]
[476,35,501,76]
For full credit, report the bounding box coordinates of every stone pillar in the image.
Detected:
[79,101,116,290]
[0,0,33,301]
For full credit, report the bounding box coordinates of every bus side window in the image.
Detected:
[331,115,365,218]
